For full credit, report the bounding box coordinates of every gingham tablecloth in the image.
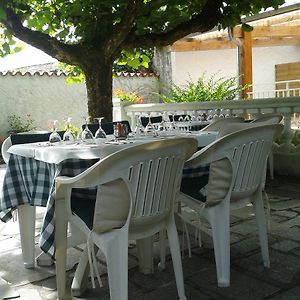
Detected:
[0,154,98,258]
[0,135,214,258]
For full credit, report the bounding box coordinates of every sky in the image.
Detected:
[0,0,299,72]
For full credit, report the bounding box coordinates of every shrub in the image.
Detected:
[160,74,249,103]
[113,89,144,104]
[7,113,36,133]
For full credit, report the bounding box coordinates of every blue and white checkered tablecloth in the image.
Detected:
[0,154,98,258]
[0,147,210,259]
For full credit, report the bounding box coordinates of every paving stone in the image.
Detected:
[268,195,292,202]
[270,285,300,300]
[271,199,300,211]
[230,236,264,258]
[270,239,300,252]
[0,277,19,300]
[280,216,300,227]
[233,249,300,285]
[1,173,300,300]
[272,227,300,242]
[230,217,284,236]
[189,263,279,300]
[271,210,298,219]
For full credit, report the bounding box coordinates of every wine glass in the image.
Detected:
[134,115,144,136]
[49,120,62,143]
[144,113,155,135]
[94,117,106,139]
[63,117,75,142]
[80,116,94,141]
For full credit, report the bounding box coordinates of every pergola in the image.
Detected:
[165,4,300,98]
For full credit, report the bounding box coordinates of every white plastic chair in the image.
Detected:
[1,136,37,268]
[55,137,197,300]
[178,123,283,287]
[1,136,12,164]
[0,132,60,269]
[200,117,245,132]
[250,113,283,179]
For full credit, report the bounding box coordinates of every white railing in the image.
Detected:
[114,96,300,176]
[247,79,300,99]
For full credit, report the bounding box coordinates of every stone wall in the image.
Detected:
[0,72,159,137]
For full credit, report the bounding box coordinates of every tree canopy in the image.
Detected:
[0,0,284,121]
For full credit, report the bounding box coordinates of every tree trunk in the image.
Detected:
[84,61,113,122]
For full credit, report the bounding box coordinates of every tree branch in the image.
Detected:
[2,7,85,65]
[124,0,226,48]
[106,0,141,55]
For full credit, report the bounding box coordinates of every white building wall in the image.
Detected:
[171,49,238,86]
[252,45,300,94]
[170,45,300,95]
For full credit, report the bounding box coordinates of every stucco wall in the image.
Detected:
[0,73,159,136]
[0,74,88,136]
[171,48,238,86]
[170,45,300,94]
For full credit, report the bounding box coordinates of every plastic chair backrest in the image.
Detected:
[60,137,197,232]
[10,131,52,145]
[2,131,53,164]
[250,113,283,124]
[82,120,131,136]
[200,117,245,132]
[1,136,12,164]
[185,124,283,206]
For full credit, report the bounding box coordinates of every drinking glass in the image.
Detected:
[94,117,106,139]
[134,115,144,136]
[49,120,62,143]
[80,116,94,141]
[63,117,75,142]
[144,113,155,135]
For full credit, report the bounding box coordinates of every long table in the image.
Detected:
[0,132,217,267]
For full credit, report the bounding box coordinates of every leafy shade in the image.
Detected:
[61,47,154,84]
[160,75,249,102]
[0,0,284,121]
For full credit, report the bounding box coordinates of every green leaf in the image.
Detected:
[0,8,6,20]
[241,23,253,32]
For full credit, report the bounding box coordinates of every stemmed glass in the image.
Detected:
[144,113,155,135]
[49,120,62,143]
[80,116,94,141]
[63,117,75,142]
[94,117,106,139]
[134,115,144,136]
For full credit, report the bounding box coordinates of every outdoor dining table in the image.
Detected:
[0,131,217,269]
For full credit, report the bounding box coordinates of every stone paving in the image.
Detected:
[0,164,300,299]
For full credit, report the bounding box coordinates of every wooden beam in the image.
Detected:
[253,36,300,47]
[166,39,236,52]
[234,25,300,38]
[165,35,300,52]
[241,31,253,99]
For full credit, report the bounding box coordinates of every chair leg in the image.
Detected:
[254,193,270,268]
[71,246,90,297]
[136,237,154,274]
[158,230,166,271]
[18,204,36,269]
[55,198,69,300]
[166,217,186,300]
[268,152,274,180]
[207,203,230,287]
[101,230,129,300]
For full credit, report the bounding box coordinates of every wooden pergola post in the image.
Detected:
[241,31,253,99]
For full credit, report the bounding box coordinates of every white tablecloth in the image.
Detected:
[7,132,218,164]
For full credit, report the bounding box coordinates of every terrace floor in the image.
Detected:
[0,164,300,300]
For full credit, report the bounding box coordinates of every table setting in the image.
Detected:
[0,115,218,265]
